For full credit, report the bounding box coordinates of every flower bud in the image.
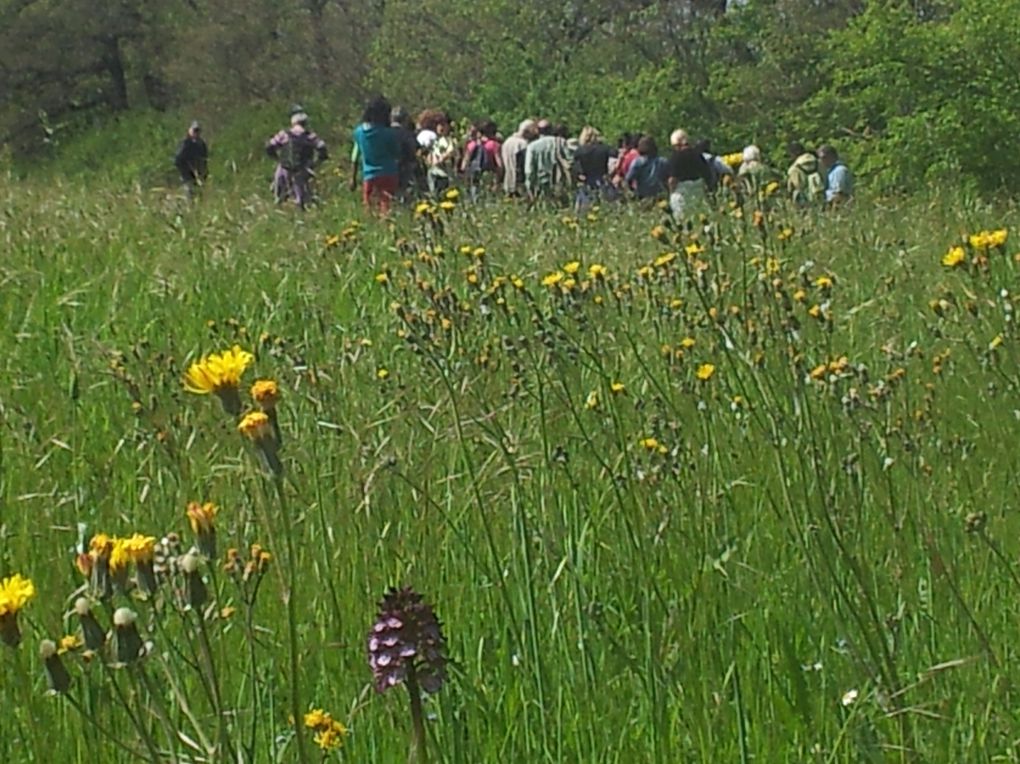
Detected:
[40,640,71,694]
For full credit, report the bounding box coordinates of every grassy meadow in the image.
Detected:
[1,161,1019,762]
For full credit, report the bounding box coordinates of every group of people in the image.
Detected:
[172,96,854,215]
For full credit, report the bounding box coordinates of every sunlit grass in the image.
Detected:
[1,174,1018,761]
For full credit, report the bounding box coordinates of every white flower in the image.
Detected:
[841,688,859,707]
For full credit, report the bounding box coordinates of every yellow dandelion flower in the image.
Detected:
[376,368,390,380]
[58,634,83,654]
[444,188,460,202]
[120,533,156,564]
[695,363,716,381]
[639,437,667,454]
[588,263,607,279]
[986,228,1008,248]
[680,337,696,349]
[324,234,341,248]
[238,411,271,440]
[764,181,780,196]
[541,271,564,287]
[637,265,653,279]
[511,276,525,290]
[0,574,35,616]
[990,334,1004,350]
[942,246,966,268]
[251,379,280,412]
[375,272,389,284]
[722,152,744,169]
[808,304,822,319]
[684,242,704,256]
[563,261,581,275]
[815,275,833,289]
[610,382,625,394]
[183,345,253,395]
[439,200,456,212]
[654,251,677,268]
[792,289,807,302]
[187,502,218,536]
[304,709,329,729]
[809,364,827,381]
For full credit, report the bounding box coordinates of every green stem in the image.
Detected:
[406,666,428,764]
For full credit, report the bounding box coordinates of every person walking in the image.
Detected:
[350,95,402,215]
[174,120,208,201]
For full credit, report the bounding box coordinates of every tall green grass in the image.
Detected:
[1,167,1018,762]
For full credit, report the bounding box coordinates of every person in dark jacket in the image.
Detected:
[174,120,208,200]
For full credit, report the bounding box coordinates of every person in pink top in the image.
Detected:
[461,119,503,200]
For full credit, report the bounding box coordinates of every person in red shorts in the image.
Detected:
[350,95,401,215]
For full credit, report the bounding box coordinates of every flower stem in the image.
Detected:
[406,665,428,764]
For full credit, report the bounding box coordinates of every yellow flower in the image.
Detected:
[639,437,667,454]
[684,243,704,256]
[120,533,156,564]
[0,574,35,617]
[942,246,966,267]
[541,271,564,287]
[376,368,390,380]
[238,411,272,440]
[183,345,254,396]
[374,272,389,284]
[792,289,807,303]
[722,152,744,169]
[585,390,599,410]
[637,265,653,279]
[588,264,607,279]
[58,634,83,655]
[324,234,341,248]
[314,724,347,752]
[414,201,433,216]
[808,304,822,319]
[109,539,132,574]
[511,276,525,290]
[650,225,667,242]
[439,200,456,212]
[695,363,716,381]
[610,382,625,395]
[444,188,460,202]
[251,379,281,412]
[986,228,1008,248]
[654,252,677,268]
[186,502,219,536]
[563,261,581,275]
[764,180,780,196]
[989,334,1004,350]
[680,337,696,349]
[815,275,833,289]
[304,709,329,729]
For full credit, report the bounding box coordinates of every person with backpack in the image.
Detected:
[786,141,824,205]
[501,119,537,197]
[625,135,671,201]
[174,120,208,201]
[350,95,402,215]
[266,109,328,209]
[460,119,502,201]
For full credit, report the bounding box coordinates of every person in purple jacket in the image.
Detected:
[266,108,328,209]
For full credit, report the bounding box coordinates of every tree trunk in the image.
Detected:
[101,34,129,111]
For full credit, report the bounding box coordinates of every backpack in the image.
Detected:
[279,130,316,172]
[468,139,496,176]
[791,154,824,203]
